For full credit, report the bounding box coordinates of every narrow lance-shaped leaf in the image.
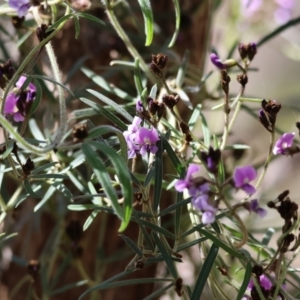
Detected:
[137,0,154,46]
[88,141,133,232]
[168,0,180,47]
[190,243,219,300]
[82,143,123,221]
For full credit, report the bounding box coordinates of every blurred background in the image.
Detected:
[0,0,300,299]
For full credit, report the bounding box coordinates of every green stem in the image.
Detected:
[103,0,157,83]
[255,128,275,190]
[0,114,54,154]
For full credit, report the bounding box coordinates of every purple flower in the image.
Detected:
[249,199,267,217]
[210,53,225,69]
[248,274,272,291]
[123,116,160,158]
[136,127,160,156]
[4,76,36,122]
[136,100,144,113]
[8,0,31,17]
[233,166,257,195]
[273,133,295,155]
[175,164,200,192]
[193,195,217,224]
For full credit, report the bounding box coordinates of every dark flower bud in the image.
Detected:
[162,94,180,109]
[22,157,35,176]
[11,16,24,29]
[237,74,248,87]
[277,190,289,202]
[259,109,271,132]
[238,43,248,60]
[134,191,143,203]
[148,99,165,120]
[36,24,54,42]
[151,53,168,70]
[267,201,276,208]
[31,0,40,5]
[27,260,40,279]
[296,122,300,136]
[135,259,144,270]
[248,43,257,61]
[150,62,163,78]
[175,277,183,297]
[179,122,190,135]
[72,123,88,143]
[201,147,221,173]
[221,70,231,94]
[252,264,263,276]
[185,133,193,143]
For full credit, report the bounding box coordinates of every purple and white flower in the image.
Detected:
[8,0,31,17]
[175,164,217,224]
[4,76,36,122]
[123,116,160,158]
[249,199,267,217]
[273,133,295,155]
[233,165,257,195]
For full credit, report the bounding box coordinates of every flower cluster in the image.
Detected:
[8,0,31,18]
[4,76,36,122]
[123,116,160,159]
[175,164,217,224]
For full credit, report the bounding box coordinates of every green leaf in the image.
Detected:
[161,135,182,174]
[2,139,14,159]
[30,173,68,180]
[236,261,252,300]
[142,220,175,240]
[83,142,133,232]
[149,84,157,99]
[176,50,189,88]
[87,125,128,162]
[119,234,143,257]
[132,210,155,251]
[80,97,127,131]
[0,232,18,244]
[143,283,175,300]
[76,12,105,26]
[34,185,56,212]
[83,210,99,231]
[153,139,163,212]
[81,68,134,101]
[87,89,133,122]
[143,164,155,187]
[137,0,154,46]
[24,179,41,198]
[152,233,177,278]
[46,14,74,32]
[197,228,245,259]
[31,162,59,174]
[73,16,80,39]
[200,111,210,147]
[159,198,191,217]
[32,74,75,96]
[168,0,180,47]
[82,143,122,220]
[51,280,88,296]
[134,58,144,97]
[257,16,300,47]
[190,243,219,300]
[261,228,275,246]
[68,204,100,211]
